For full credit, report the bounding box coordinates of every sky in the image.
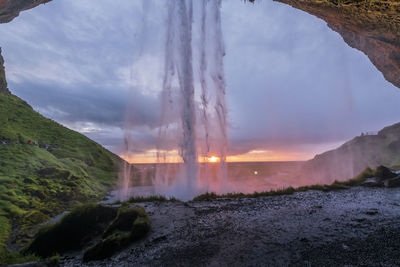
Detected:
[0,0,400,163]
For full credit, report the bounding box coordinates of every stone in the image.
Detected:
[0,47,10,94]
[275,0,400,89]
[360,178,383,188]
[375,166,397,181]
[0,0,52,23]
[384,176,400,188]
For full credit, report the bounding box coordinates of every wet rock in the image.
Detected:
[152,235,167,243]
[361,167,398,187]
[361,178,383,187]
[83,206,150,262]
[352,218,366,223]
[363,210,379,216]
[7,261,57,267]
[384,176,400,188]
[0,47,10,94]
[375,166,398,181]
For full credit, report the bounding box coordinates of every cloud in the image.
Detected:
[0,0,400,160]
[12,81,160,130]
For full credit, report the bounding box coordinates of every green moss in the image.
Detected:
[130,215,151,240]
[0,92,126,251]
[23,204,118,258]
[23,203,150,262]
[104,206,144,237]
[83,206,150,262]
[127,195,179,203]
[83,231,131,262]
[0,250,40,265]
[0,250,59,265]
[0,216,11,257]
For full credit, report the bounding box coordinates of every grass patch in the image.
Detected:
[192,167,386,201]
[0,93,125,253]
[0,250,41,265]
[192,187,298,201]
[126,195,179,203]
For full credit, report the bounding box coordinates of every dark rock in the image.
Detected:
[274,0,400,89]
[152,235,167,243]
[84,206,150,262]
[363,210,379,216]
[103,206,142,237]
[384,176,400,188]
[360,178,383,187]
[375,166,397,181]
[83,232,131,262]
[0,47,10,94]
[0,0,52,23]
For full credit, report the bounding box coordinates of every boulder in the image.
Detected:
[0,47,10,94]
[375,166,398,181]
[384,176,400,188]
[360,178,383,188]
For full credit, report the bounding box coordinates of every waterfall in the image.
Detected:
[155,0,229,199]
[122,0,229,201]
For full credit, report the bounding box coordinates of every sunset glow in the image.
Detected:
[120,142,343,164]
[207,156,220,163]
[121,150,314,164]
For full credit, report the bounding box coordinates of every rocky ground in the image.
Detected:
[61,187,400,266]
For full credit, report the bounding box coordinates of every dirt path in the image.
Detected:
[62,187,400,266]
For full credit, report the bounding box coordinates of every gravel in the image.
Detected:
[61,187,400,266]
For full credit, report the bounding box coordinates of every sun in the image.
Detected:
[207,156,220,163]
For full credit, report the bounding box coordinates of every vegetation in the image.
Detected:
[0,92,123,263]
[126,195,179,203]
[22,203,150,262]
[192,166,389,201]
[23,204,118,257]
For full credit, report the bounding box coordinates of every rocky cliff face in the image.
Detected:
[298,122,400,185]
[0,0,51,23]
[0,47,10,94]
[275,0,400,89]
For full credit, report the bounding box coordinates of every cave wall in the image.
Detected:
[275,0,400,89]
[0,47,9,94]
[0,0,51,23]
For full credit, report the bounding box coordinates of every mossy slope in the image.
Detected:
[0,92,123,261]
